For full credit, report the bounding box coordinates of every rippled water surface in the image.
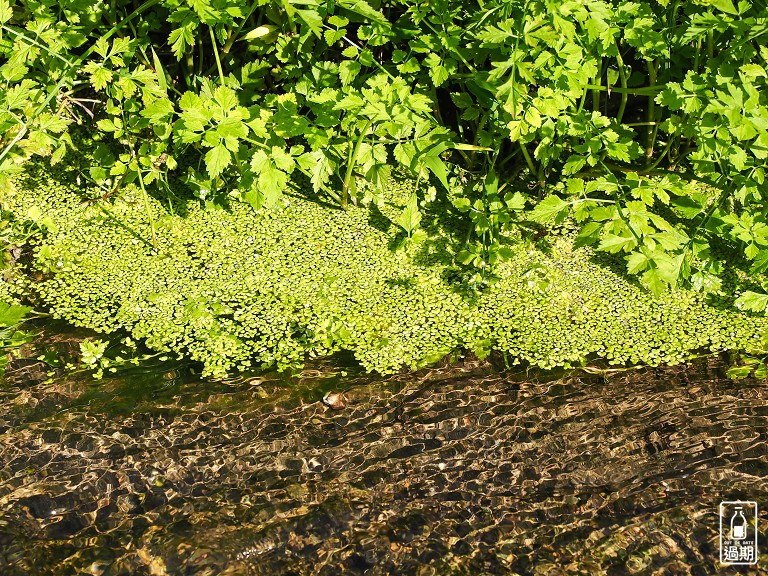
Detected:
[1,339,767,575]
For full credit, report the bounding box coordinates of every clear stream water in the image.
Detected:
[0,328,766,575]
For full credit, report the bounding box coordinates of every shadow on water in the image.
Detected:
[0,332,767,575]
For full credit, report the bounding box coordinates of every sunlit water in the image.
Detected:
[1,338,766,575]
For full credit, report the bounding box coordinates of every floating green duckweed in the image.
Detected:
[1,163,764,377]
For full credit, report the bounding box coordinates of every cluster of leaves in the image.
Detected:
[4,166,765,378]
[0,0,767,306]
[0,300,33,374]
[497,0,768,303]
[78,335,172,379]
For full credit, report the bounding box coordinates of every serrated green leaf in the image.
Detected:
[711,0,738,14]
[671,196,705,218]
[258,163,288,207]
[626,251,650,274]
[0,0,12,24]
[505,192,527,211]
[530,195,569,224]
[597,234,636,253]
[397,57,420,74]
[205,144,231,178]
[573,221,602,248]
[298,149,335,193]
[0,302,32,328]
[337,0,391,28]
[455,250,475,265]
[563,155,587,175]
[641,267,666,296]
[141,98,175,122]
[297,9,323,37]
[342,45,358,58]
[324,28,345,45]
[735,291,768,312]
[397,192,422,235]
[339,60,361,86]
[727,364,755,379]
[88,66,113,91]
[452,197,471,211]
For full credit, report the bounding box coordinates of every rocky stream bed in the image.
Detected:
[1,341,766,575]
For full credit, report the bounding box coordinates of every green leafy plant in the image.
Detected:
[1,0,767,309]
[0,300,33,374]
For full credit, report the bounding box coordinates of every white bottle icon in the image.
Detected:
[731,507,747,540]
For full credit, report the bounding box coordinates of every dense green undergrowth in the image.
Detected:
[1,159,765,378]
[2,0,768,307]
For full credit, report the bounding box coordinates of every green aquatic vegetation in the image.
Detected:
[2,163,765,378]
[2,0,767,304]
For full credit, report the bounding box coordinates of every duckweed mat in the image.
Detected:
[1,353,766,575]
[2,162,766,377]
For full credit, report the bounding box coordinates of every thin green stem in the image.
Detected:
[136,156,158,248]
[686,178,731,251]
[470,108,492,166]
[420,18,476,73]
[614,43,628,124]
[209,26,226,84]
[693,38,701,74]
[336,31,396,81]
[223,3,260,53]
[593,58,602,112]
[584,83,664,96]
[608,189,642,245]
[342,120,372,209]
[519,142,536,176]
[0,25,77,67]
[0,109,28,162]
[577,87,588,113]
[645,137,673,172]
[94,203,157,251]
[646,60,657,162]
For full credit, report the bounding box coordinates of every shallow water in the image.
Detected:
[0,341,766,575]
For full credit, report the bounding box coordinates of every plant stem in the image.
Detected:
[600,162,642,245]
[685,178,731,254]
[646,60,657,163]
[336,31,396,81]
[0,26,77,67]
[693,38,701,73]
[645,137,673,172]
[209,26,226,84]
[342,120,372,209]
[593,58,602,112]
[94,203,157,251]
[183,44,194,87]
[584,83,663,96]
[136,156,158,248]
[471,108,491,166]
[0,110,28,161]
[519,142,536,176]
[223,4,260,53]
[614,43,628,124]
